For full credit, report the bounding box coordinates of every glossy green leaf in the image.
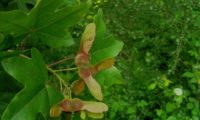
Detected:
[94,9,106,41]
[91,35,123,64]
[0,0,89,48]
[0,10,30,37]
[90,9,123,64]
[95,66,124,87]
[87,112,104,119]
[1,48,63,120]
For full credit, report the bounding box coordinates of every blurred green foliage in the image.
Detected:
[101,0,200,119]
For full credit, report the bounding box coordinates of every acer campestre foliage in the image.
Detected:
[0,0,123,120]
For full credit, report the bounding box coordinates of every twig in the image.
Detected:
[48,57,74,67]
[54,67,78,72]
[171,37,183,74]
[19,54,72,96]
[47,67,68,91]
[19,54,31,59]
[66,113,71,120]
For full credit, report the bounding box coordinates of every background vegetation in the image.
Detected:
[0,0,200,120]
[102,0,200,119]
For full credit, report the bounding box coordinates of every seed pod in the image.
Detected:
[50,105,62,117]
[91,58,115,74]
[59,98,84,112]
[80,23,96,54]
[72,79,85,96]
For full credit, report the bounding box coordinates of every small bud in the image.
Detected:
[72,80,85,96]
[50,105,62,117]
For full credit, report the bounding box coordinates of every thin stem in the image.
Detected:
[54,67,78,72]
[47,67,68,90]
[47,67,73,99]
[66,113,71,120]
[19,54,72,97]
[48,57,74,67]
[19,54,31,59]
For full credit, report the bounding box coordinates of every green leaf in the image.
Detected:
[0,35,15,50]
[91,35,123,64]
[166,102,176,112]
[0,51,20,61]
[91,9,123,64]
[94,9,106,41]
[167,116,176,120]
[0,10,30,37]
[0,102,7,118]
[95,66,124,87]
[16,0,30,12]
[92,58,115,74]
[0,0,89,48]
[1,48,63,120]
[80,111,86,119]
[87,112,104,119]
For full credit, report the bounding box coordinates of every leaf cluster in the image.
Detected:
[0,0,124,120]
